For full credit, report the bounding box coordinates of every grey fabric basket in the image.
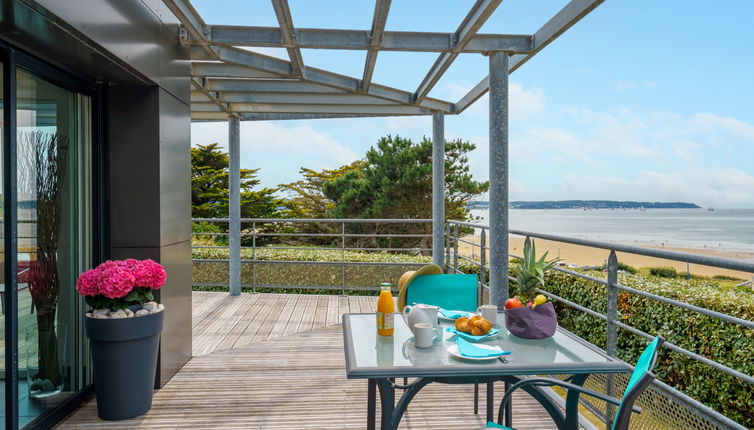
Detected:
[504,302,557,339]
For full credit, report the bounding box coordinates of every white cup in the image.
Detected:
[477,304,498,326]
[414,323,437,348]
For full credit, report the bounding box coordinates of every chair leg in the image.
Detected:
[486,382,494,422]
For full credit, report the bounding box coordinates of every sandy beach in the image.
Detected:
[457,235,754,280]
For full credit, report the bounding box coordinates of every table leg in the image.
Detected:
[564,374,588,429]
[486,382,494,422]
[376,379,395,430]
[368,379,376,430]
[474,383,479,414]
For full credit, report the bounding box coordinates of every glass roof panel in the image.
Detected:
[480,0,570,34]
[192,0,278,26]
[301,49,367,79]
[426,53,488,102]
[386,0,477,32]
[371,51,441,93]
[289,0,372,30]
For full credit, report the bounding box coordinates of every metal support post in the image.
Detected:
[453,224,459,273]
[252,221,257,293]
[228,116,241,296]
[444,223,451,272]
[432,111,445,266]
[488,51,510,309]
[480,229,487,304]
[606,250,619,426]
[342,221,346,295]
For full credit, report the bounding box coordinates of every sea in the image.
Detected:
[469,208,754,253]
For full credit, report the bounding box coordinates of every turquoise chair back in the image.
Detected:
[611,336,663,430]
[405,274,478,311]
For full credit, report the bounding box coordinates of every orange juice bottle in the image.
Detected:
[376,282,395,336]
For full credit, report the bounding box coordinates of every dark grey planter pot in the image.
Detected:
[85,309,164,421]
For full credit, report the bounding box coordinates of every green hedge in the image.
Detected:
[192,247,479,292]
[542,269,754,428]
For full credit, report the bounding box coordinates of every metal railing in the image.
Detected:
[191,218,433,293]
[445,219,754,430]
[191,216,752,428]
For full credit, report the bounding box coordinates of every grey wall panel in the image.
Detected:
[108,86,161,248]
[157,240,192,386]
[159,88,192,246]
[27,0,190,104]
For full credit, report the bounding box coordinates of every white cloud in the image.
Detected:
[443,81,545,121]
[563,169,754,208]
[191,120,359,167]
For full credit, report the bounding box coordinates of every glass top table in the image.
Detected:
[343,312,630,430]
[343,312,628,379]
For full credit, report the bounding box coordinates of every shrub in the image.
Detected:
[600,261,638,274]
[649,266,677,278]
[712,274,744,282]
[544,270,754,428]
[192,246,480,291]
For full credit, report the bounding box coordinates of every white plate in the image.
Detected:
[447,343,504,361]
[438,311,474,321]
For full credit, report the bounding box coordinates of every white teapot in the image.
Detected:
[402,303,439,334]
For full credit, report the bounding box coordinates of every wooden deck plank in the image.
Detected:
[253,294,298,342]
[283,293,311,336]
[192,294,254,356]
[213,293,264,351]
[326,295,340,326]
[241,294,289,345]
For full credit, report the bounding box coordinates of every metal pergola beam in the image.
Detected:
[362,0,392,91]
[192,112,426,121]
[204,79,348,94]
[210,45,455,113]
[206,26,533,54]
[193,102,432,115]
[199,92,402,105]
[455,0,605,113]
[414,0,503,103]
[270,0,305,77]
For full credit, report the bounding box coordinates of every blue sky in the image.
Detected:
[191,0,754,208]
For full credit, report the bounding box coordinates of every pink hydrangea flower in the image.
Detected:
[99,266,135,299]
[139,259,167,290]
[75,268,101,296]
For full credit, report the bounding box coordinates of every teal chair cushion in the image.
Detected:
[611,337,662,430]
[406,274,478,311]
[484,421,514,429]
[623,337,661,397]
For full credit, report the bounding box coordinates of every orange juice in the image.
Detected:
[376,283,395,336]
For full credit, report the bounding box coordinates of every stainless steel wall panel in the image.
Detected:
[108,86,161,248]
[28,0,190,105]
[159,88,191,246]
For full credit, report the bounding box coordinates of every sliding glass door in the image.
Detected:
[1,48,96,430]
[15,68,92,428]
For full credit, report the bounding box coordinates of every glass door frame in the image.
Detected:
[1,42,107,430]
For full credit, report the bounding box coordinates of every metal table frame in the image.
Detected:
[343,313,629,430]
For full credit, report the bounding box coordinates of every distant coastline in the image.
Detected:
[468,200,700,210]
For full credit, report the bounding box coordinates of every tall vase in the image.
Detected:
[85,310,164,420]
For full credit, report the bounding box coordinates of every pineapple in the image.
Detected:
[515,238,560,303]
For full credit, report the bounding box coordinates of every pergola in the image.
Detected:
[165,0,605,307]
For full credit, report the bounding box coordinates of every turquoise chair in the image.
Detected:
[494,336,665,430]
[405,274,478,312]
[403,273,487,417]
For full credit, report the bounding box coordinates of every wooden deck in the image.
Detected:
[58,292,559,429]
